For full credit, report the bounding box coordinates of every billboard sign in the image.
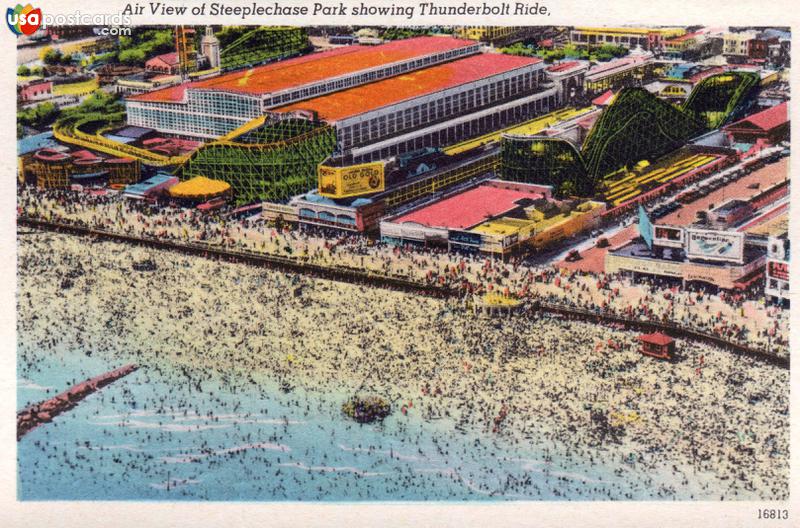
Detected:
[685,229,745,264]
[653,225,684,249]
[767,260,789,281]
[638,205,653,250]
[318,161,385,198]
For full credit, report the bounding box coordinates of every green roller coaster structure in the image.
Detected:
[580,88,707,180]
[178,117,336,205]
[220,27,311,71]
[501,136,591,198]
[682,71,760,129]
[503,73,757,195]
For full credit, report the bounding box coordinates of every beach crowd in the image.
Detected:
[16,224,789,500]
[18,186,789,359]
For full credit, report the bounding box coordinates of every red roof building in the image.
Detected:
[130,37,478,103]
[19,80,52,102]
[639,332,675,359]
[145,52,180,75]
[592,90,616,106]
[391,182,543,230]
[723,102,789,145]
[276,53,541,123]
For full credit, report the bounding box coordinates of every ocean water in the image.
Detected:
[17,345,717,501]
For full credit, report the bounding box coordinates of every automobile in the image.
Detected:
[565,249,582,262]
[596,237,610,248]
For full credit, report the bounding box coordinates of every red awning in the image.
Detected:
[733,268,765,290]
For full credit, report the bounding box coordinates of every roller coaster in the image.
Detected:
[178,115,336,205]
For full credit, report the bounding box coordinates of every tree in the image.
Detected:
[17,102,61,132]
[17,65,30,76]
[42,47,63,65]
[118,48,146,65]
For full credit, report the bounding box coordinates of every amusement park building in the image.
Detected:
[569,27,685,51]
[274,52,552,162]
[126,36,480,139]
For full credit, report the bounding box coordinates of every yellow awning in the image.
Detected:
[168,176,231,200]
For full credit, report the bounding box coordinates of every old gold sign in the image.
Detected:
[318,162,385,198]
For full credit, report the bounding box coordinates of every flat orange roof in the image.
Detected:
[276,53,542,122]
[128,36,477,103]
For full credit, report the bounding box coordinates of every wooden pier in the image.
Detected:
[17,364,138,440]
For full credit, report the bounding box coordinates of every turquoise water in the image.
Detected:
[18,345,708,501]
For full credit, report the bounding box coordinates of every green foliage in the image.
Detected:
[58,91,124,124]
[379,27,432,41]
[17,65,30,76]
[118,48,146,65]
[116,28,175,66]
[500,42,536,57]
[43,48,63,65]
[18,102,61,132]
[502,43,628,63]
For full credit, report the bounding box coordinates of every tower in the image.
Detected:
[200,26,220,70]
[175,25,197,79]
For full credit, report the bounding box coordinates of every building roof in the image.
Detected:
[639,332,674,346]
[147,52,179,66]
[18,131,56,156]
[725,102,788,133]
[128,36,477,103]
[124,173,178,195]
[573,27,685,36]
[547,61,580,73]
[392,183,543,230]
[586,54,653,80]
[665,31,703,44]
[276,53,541,122]
[592,90,616,106]
[112,125,155,139]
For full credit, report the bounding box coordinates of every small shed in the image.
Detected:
[639,332,675,360]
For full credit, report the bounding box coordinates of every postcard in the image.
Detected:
[3,1,797,526]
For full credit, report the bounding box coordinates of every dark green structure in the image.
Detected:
[682,71,760,129]
[580,88,706,180]
[500,135,591,198]
[179,118,336,204]
[220,27,311,71]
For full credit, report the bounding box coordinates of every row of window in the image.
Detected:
[299,208,357,225]
[338,69,544,151]
[128,105,248,138]
[188,91,262,119]
[571,32,649,47]
[354,94,557,163]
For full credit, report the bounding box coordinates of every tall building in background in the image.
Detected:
[201,26,220,69]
